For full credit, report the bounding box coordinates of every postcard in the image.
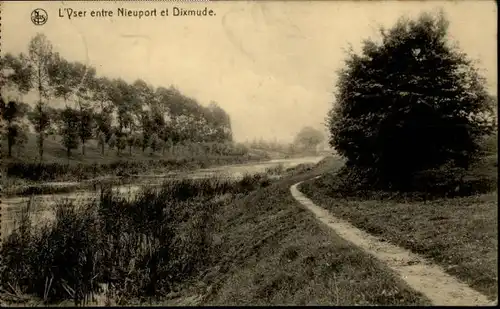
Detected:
[0,0,497,306]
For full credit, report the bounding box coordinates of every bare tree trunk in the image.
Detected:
[38,125,44,162]
[34,55,50,163]
[7,133,13,157]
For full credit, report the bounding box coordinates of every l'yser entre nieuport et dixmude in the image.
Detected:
[58,7,216,20]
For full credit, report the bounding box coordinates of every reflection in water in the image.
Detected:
[1,156,324,238]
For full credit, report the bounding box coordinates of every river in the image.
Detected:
[1,156,324,239]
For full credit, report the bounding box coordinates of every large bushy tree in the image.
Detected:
[327,11,496,189]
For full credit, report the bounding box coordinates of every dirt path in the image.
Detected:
[290,178,496,306]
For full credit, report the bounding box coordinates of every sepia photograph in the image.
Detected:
[0,0,497,306]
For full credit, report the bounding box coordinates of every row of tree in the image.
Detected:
[1,33,234,161]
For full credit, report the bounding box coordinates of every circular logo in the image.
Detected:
[31,8,48,26]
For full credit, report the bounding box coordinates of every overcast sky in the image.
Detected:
[2,0,497,142]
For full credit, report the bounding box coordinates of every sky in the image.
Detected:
[1,0,497,143]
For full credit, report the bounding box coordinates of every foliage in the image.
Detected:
[294,126,325,151]
[47,52,77,102]
[25,33,54,161]
[5,142,256,182]
[116,134,127,155]
[243,138,299,156]
[108,133,117,150]
[0,97,28,156]
[3,33,237,161]
[126,134,138,155]
[59,107,80,159]
[0,175,270,304]
[77,107,94,155]
[14,125,29,157]
[149,133,161,155]
[327,11,496,190]
[1,53,32,95]
[94,112,112,142]
[27,102,52,161]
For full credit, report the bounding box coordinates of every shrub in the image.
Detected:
[265,164,285,176]
[327,11,496,190]
[315,158,497,201]
[0,174,270,305]
[6,151,263,182]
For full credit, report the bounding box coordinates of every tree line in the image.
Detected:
[243,126,326,155]
[1,33,234,161]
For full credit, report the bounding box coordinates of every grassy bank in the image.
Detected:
[184,158,430,306]
[299,156,498,300]
[0,157,431,306]
[1,162,309,198]
[2,181,101,198]
[3,134,269,182]
[6,154,261,182]
[0,173,274,306]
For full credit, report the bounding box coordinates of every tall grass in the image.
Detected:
[5,141,269,182]
[7,154,263,182]
[264,164,285,176]
[0,174,272,305]
[306,155,497,202]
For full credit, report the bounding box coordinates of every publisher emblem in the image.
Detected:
[31,8,48,26]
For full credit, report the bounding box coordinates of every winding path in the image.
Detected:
[290,178,495,306]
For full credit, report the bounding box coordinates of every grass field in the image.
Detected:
[193,161,431,306]
[299,156,498,301]
[3,133,252,164]
[0,158,432,306]
[2,133,269,183]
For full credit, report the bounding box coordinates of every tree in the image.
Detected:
[149,133,160,155]
[15,124,29,157]
[68,62,97,155]
[108,133,117,151]
[28,33,54,162]
[91,76,114,145]
[91,76,114,112]
[77,107,94,155]
[43,106,59,141]
[132,79,155,107]
[116,134,127,156]
[206,101,233,142]
[138,110,153,152]
[27,102,52,161]
[127,134,139,155]
[294,126,325,151]
[59,107,80,160]
[94,111,112,142]
[0,97,28,157]
[2,33,240,162]
[327,11,496,189]
[1,53,32,101]
[108,79,136,134]
[97,131,106,155]
[47,52,76,105]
